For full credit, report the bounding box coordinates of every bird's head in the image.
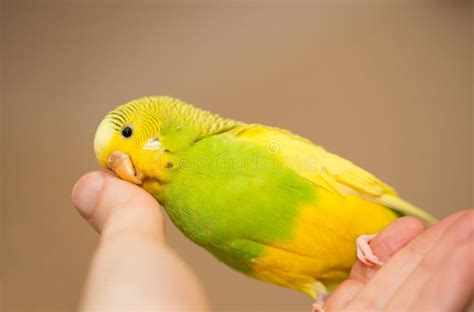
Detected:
[94,96,199,185]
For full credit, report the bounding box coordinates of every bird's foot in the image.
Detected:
[311,293,327,312]
[356,233,384,267]
[311,302,324,312]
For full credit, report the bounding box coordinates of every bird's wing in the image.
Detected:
[230,124,436,224]
[230,124,396,197]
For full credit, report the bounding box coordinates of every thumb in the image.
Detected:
[72,172,209,311]
[72,171,165,242]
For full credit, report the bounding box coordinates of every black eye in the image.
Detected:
[121,126,133,138]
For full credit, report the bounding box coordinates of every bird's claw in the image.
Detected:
[356,233,384,267]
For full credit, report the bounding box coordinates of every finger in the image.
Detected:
[386,209,474,310]
[350,216,426,283]
[323,279,364,311]
[72,171,165,242]
[325,217,425,311]
[72,172,209,311]
[412,239,474,312]
[346,210,467,310]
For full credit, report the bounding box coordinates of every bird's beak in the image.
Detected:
[107,151,143,185]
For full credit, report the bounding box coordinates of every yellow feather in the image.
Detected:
[229,124,435,298]
[252,191,398,298]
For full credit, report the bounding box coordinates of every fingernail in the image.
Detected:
[73,172,105,218]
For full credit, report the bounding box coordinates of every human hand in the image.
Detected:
[72,171,209,311]
[324,210,474,311]
[73,171,472,312]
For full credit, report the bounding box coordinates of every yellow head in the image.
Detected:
[94,97,167,184]
[94,96,239,185]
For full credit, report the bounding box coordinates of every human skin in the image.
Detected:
[72,171,473,311]
[72,171,210,311]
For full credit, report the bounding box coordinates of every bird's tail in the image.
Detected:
[378,194,437,225]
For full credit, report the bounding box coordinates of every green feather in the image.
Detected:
[156,132,317,274]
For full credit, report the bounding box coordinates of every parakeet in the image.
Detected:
[94,96,436,302]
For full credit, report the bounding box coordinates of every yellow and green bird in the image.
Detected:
[94,96,436,301]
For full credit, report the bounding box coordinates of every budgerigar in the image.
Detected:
[93,96,436,307]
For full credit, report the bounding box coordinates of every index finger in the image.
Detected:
[350,216,426,283]
[346,210,467,311]
[324,216,425,311]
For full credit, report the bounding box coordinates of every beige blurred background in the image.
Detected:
[2,1,473,311]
